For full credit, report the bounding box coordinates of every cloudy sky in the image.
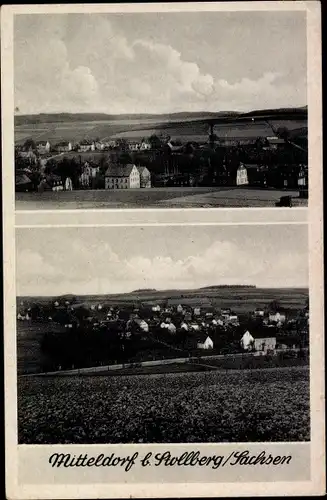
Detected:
[14,11,307,115]
[16,224,308,296]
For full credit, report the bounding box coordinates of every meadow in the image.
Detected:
[15,113,307,145]
[18,286,309,314]
[15,186,307,210]
[18,366,310,444]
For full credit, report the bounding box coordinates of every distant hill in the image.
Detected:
[200,285,256,290]
[14,106,307,126]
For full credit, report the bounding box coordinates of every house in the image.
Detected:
[254,336,277,352]
[54,141,72,152]
[266,137,285,150]
[65,177,73,191]
[197,335,214,350]
[19,150,37,163]
[15,173,33,192]
[193,307,201,316]
[254,308,265,317]
[105,164,140,189]
[180,322,189,331]
[151,304,161,312]
[228,314,239,325]
[134,318,149,332]
[79,161,100,187]
[49,175,63,191]
[36,141,51,154]
[137,166,151,188]
[160,322,176,333]
[269,312,286,324]
[176,304,184,313]
[96,140,116,150]
[240,330,255,350]
[78,140,95,152]
[236,164,249,186]
[298,165,308,199]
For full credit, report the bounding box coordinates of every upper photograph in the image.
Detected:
[14,10,308,210]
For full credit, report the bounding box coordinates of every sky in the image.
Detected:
[14,11,307,115]
[16,224,308,296]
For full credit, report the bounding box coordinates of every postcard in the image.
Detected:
[2,2,324,498]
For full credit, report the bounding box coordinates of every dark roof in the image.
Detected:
[55,141,71,147]
[79,139,94,145]
[105,164,136,177]
[267,138,285,145]
[137,166,150,175]
[16,174,32,185]
[197,333,212,343]
[36,141,49,146]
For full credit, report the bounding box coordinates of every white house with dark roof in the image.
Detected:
[105,164,140,189]
[78,140,95,152]
[54,141,72,152]
[36,141,51,154]
[197,335,214,350]
[236,163,249,186]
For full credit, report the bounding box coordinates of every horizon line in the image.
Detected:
[16,285,309,299]
[14,104,308,118]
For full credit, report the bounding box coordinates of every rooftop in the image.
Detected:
[105,164,136,177]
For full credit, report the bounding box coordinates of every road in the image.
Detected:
[15,186,307,210]
[21,348,307,377]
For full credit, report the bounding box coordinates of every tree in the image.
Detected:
[276,126,290,141]
[148,134,162,150]
[116,138,129,152]
[268,300,281,313]
[23,139,36,151]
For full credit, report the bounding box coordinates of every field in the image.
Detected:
[15,186,307,210]
[18,366,310,443]
[15,111,307,145]
[18,286,309,314]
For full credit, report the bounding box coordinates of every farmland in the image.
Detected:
[15,186,307,210]
[18,366,310,443]
[18,286,309,315]
[15,116,306,145]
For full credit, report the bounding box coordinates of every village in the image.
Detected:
[17,292,309,373]
[15,131,308,200]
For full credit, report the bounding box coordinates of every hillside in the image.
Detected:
[14,106,307,126]
[17,285,309,314]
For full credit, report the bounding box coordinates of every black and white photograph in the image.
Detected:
[14,10,308,210]
[17,224,310,444]
[2,2,324,499]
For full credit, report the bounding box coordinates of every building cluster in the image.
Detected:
[15,132,308,196]
[17,296,309,356]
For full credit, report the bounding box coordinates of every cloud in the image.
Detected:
[14,15,306,114]
[14,31,99,113]
[16,237,308,297]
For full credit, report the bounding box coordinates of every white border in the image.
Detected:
[2,2,325,498]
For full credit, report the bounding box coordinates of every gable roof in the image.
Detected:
[137,166,150,175]
[16,173,32,186]
[79,139,94,145]
[267,138,285,145]
[105,164,136,177]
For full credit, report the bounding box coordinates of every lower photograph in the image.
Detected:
[16,223,309,445]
